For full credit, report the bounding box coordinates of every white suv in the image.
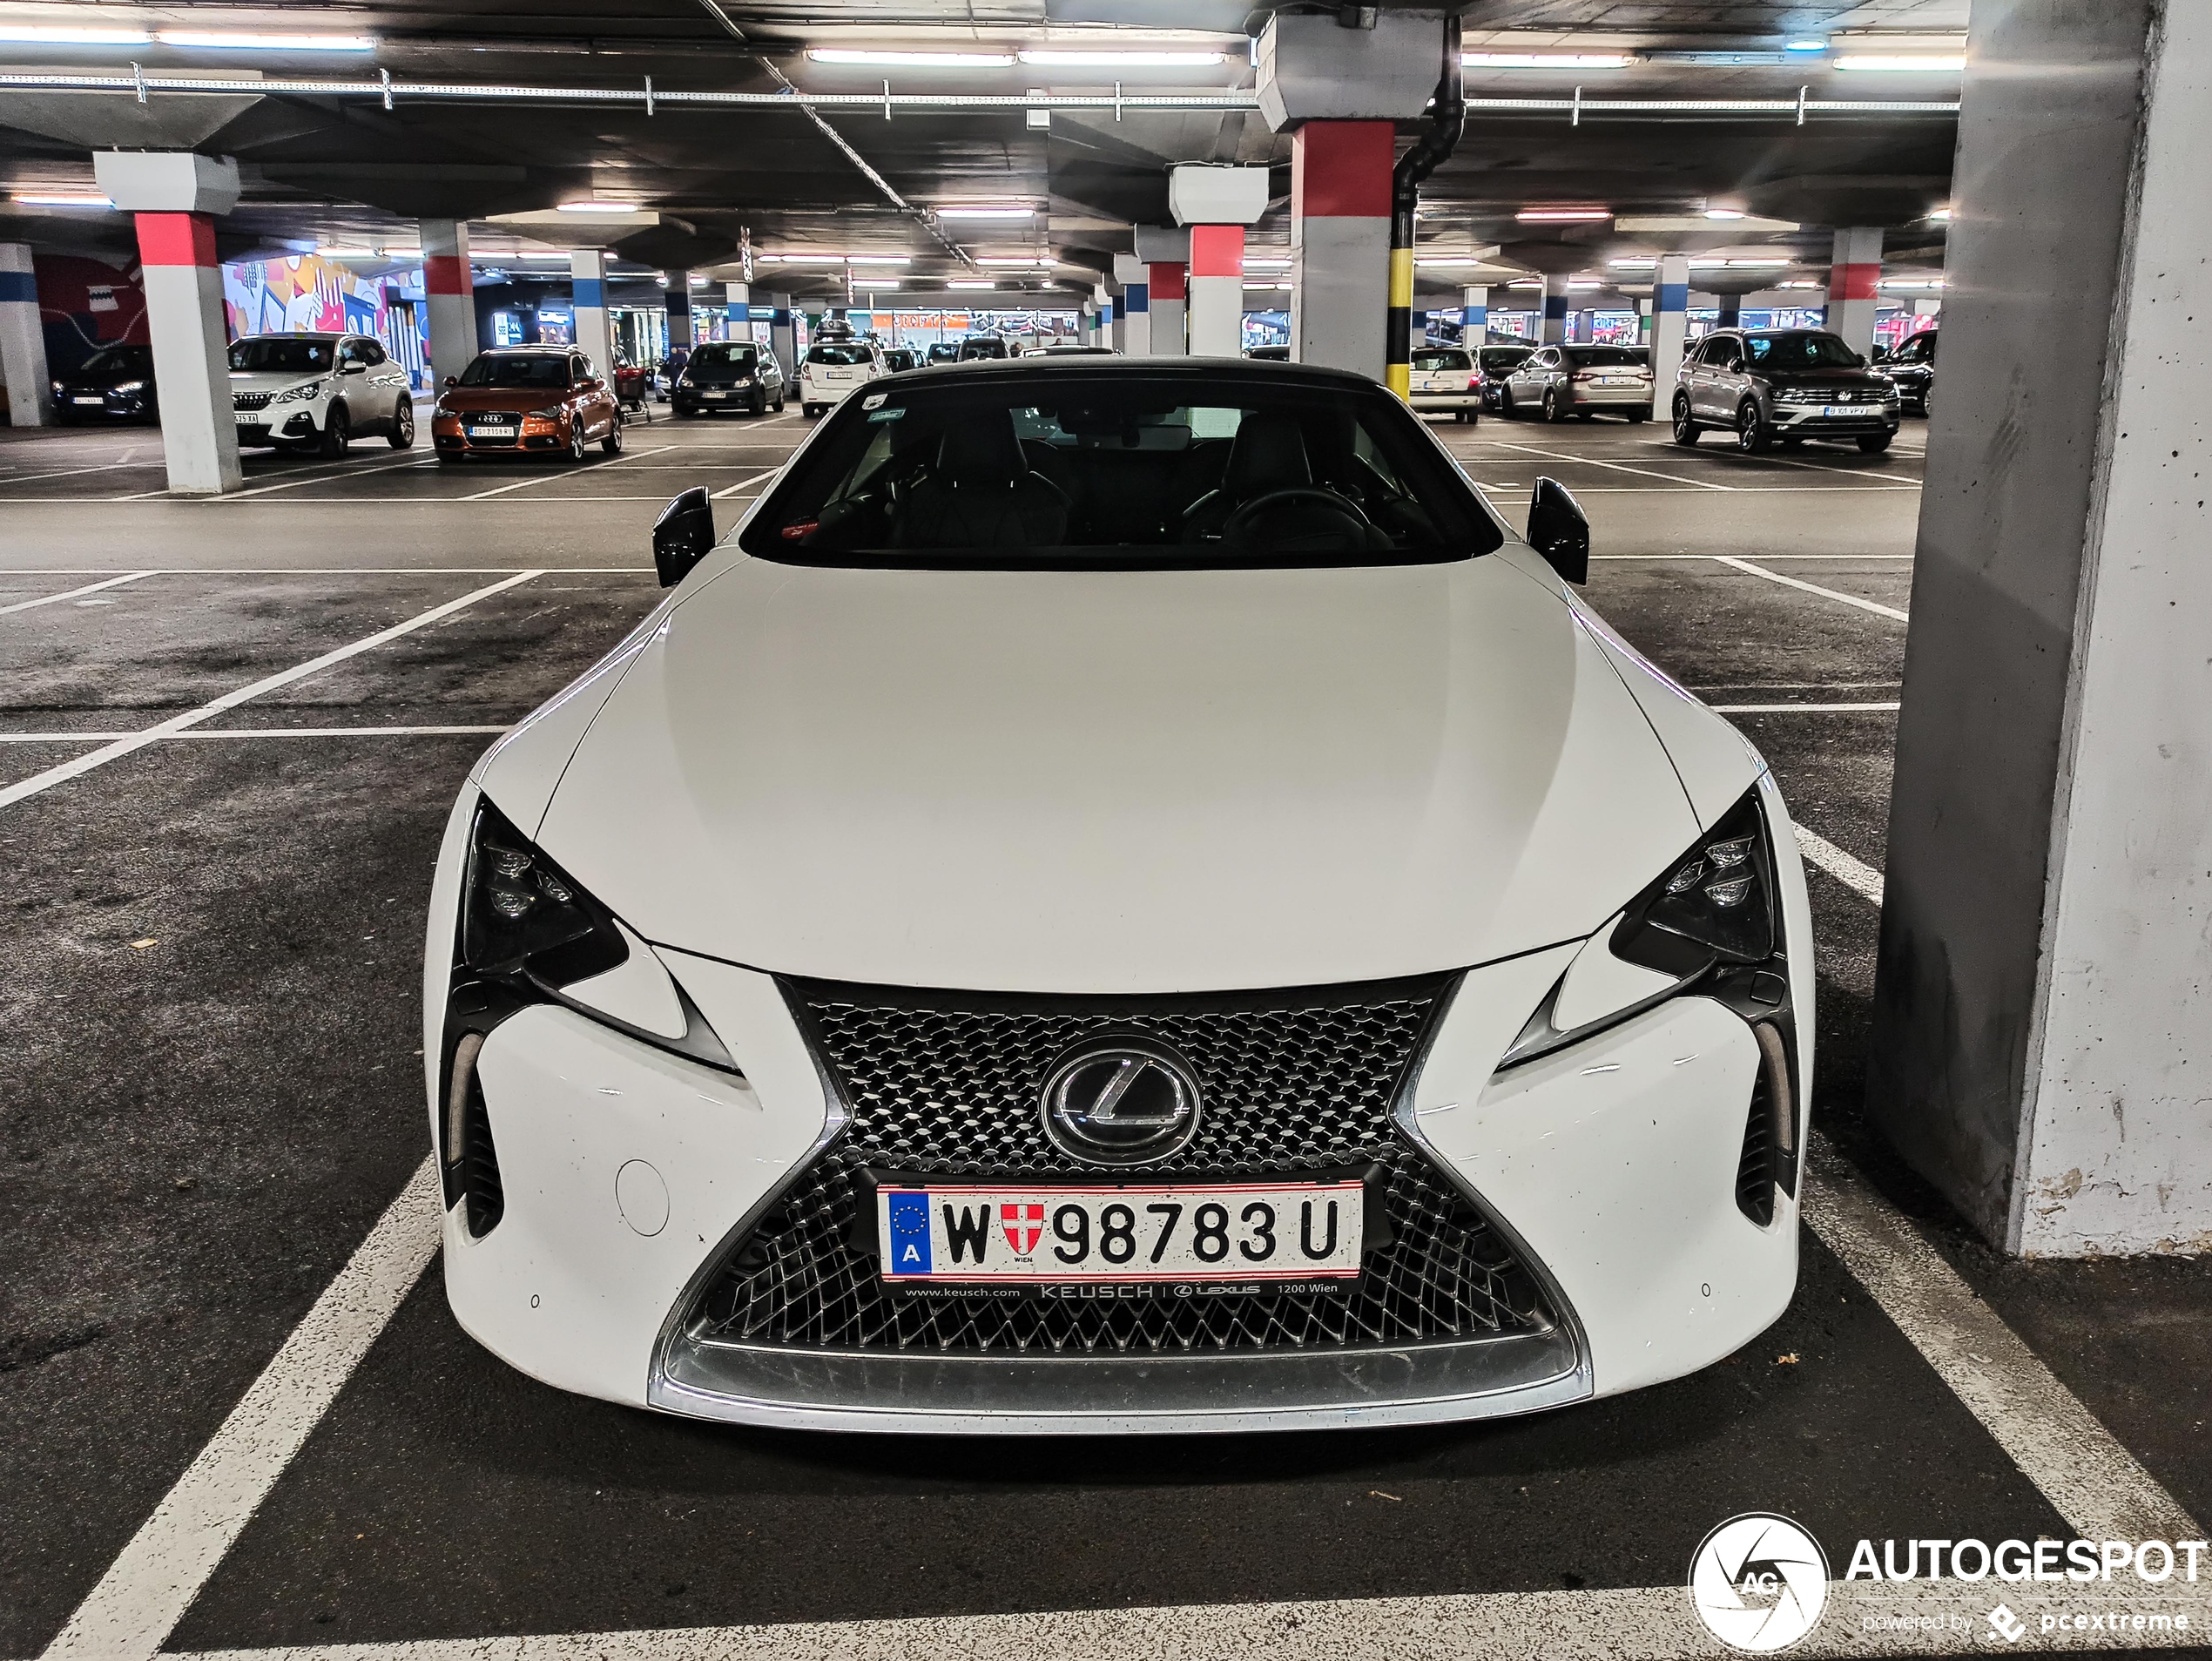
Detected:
[797,339,883,418]
[230,332,415,456]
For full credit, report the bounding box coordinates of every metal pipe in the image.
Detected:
[0,71,1956,117]
[1386,15,1464,404]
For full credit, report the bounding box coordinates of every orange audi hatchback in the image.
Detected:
[433,347,624,463]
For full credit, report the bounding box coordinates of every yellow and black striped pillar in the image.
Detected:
[1385,14,1463,405]
[1385,199,1416,402]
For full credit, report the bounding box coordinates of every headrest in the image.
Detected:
[935,410,1028,484]
[1224,413,1312,497]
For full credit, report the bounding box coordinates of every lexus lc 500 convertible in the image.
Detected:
[424,358,1813,1434]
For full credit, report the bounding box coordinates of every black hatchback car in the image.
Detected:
[51,343,156,424]
[671,341,786,418]
[1884,327,1937,415]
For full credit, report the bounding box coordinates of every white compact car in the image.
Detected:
[796,339,882,417]
[1407,344,1482,421]
[425,359,1811,1435]
[230,332,415,455]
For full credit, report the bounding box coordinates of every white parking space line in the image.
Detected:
[1704,449,1919,485]
[0,726,511,741]
[711,468,779,499]
[0,571,542,812]
[38,1158,443,1661]
[0,567,651,575]
[1711,557,1910,621]
[1803,1143,2203,1543]
[0,461,156,486]
[215,456,443,501]
[463,445,679,500]
[1595,554,1914,561]
[0,570,155,615]
[1711,701,1901,713]
[1793,824,1887,904]
[1475,442,1737,489]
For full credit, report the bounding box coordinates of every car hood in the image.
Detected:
[437,387,570,411]
[511,547,1716,993]
[229,370,326,395]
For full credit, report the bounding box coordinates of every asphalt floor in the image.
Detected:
[2,402,2207,1659]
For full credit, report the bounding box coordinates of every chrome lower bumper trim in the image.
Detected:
[649,1324,1585,1434]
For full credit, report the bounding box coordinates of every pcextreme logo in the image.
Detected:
[1689,1512,1833,1652]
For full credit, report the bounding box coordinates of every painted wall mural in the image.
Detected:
[221,254,429,390]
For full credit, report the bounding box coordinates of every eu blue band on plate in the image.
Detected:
[886,1189,932,1273]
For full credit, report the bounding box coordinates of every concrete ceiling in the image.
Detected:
[0,0,1962,300]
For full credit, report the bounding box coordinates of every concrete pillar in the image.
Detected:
[93,152,242,494]
[1289,120,1393,377]
[1541,274,1569,344]
[132,214,239,494]
[766,294,795,378]
[1461,285,1488,345]
[1651,254,1689,403]
[664,270,692,353]
[0,244,51,428]
[1637,297,1653,344]
[724,279,751,341]
[1149,263,1186,354]
[1828,226,1882,356]
[1870,0,2212,1255]
[1186,226,1244,357]
[570,249,613,377]
[1112,254,1150,355]
[421,219,476,385]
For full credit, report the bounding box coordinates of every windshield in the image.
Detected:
[1480,348,1533,373]
[1743,332,1861,369]
[78,346,152,378]
[957,338,1008,359]
[806,343,874,366]
[744,371,1500,570]
[458,354,571,388]
[689,343,758,370]
[228,337,334,375]
[1412,349,1471,371]
[1564,347,1646,368]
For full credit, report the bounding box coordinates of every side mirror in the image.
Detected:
[1527,476,1590,585]
[340,361,365,375]
[442,375,458,388]
[652,487,716,588]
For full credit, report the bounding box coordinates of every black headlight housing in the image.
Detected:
[1502,786,1800,1224]
[439,798,733,1234]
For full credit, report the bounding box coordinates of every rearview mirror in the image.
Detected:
[652,488,716,588]
[1527,476,1590,585]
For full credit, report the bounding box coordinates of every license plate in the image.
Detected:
[468,422,516,436]
[878,1179,1364,1284]
[1597,376,1637,387]
[701,389,725,400]
[74,395,105,405]
[233,410,261,423]
[1819,404,1861,417]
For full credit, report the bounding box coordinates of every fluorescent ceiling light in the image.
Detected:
[10,192,112,206]
[1834,54,1964,71]
[1777,280,1820,288]
[1607,258,1656,268]
[1516,207,1610,223]
[1785,38,1827,51]
[1927,207,1954,221]
[0,24,151,44]
[1017,50,1223,67]
[558,201,643,213]
[1416,257,1490,267]
[1703,207,1746,220]
[947,280,996,288]
[1241,279,1291,288]
[974,256,1054,267]
[808,48,1015,67]
[1566,280,1602,291]
[765,253,913,265]
[1465,52,1634,70]
[1879,277,1946,289]
[934,206,1035,220]
[156,30,374,50]
[1507,280,1542,288]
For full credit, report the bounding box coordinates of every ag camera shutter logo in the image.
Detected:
[1689,1513,1831,1651]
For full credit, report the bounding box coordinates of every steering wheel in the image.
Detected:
[1220,486,1376,555]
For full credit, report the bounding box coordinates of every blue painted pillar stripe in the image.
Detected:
[1657,281,1689,313]
[573,276,604,308]
[727,301,751,323]
[0,272,35,303]
[1542,293,1570,322]
[1462,304,1487,330]
[1124,281,1149,314]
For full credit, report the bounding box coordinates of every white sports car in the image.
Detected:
[424,359,1812,1434]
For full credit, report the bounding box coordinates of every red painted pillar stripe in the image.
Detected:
[1830,263,1880,302]
[1190,224,1244,279]
[424,254,470,297]
[1291,120,1394,219]
[135,213,218,269]
[1149,262,1186,301]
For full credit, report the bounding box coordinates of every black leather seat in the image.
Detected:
[893,414,1069,549]
[1180,414,1310,541]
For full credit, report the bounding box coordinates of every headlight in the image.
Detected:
[526,405,564,419]
[732,375,754,386]
[1501,787,1787,1066]
[111,379,146,394]
[448,797,732,1067]
[272,379,325,404]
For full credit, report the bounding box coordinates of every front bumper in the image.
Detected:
[429,781,1811,1434]
[673,385,759,412]
[1770,401,1898,433]
[59,391,152,420]
[433,415,566,453]
[1410,388,1480,411]
[234,406,321,445]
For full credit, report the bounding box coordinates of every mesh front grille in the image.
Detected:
[232,392,272,410]
[685,977,1558,1357]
